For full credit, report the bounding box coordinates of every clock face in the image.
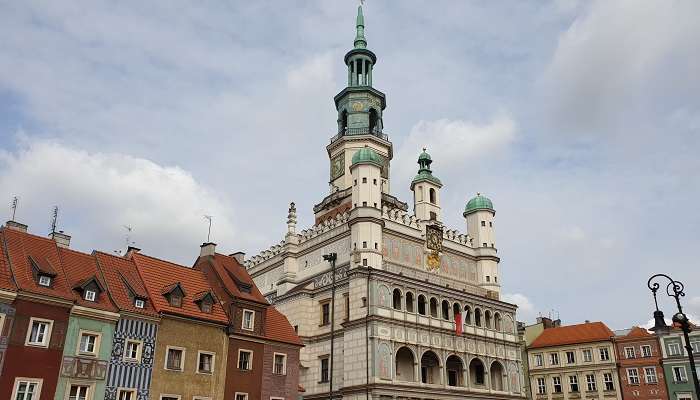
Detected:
[330,153,345,180]
[351,101,364,112]
[426,225,443,251]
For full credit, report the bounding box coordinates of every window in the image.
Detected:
[533,353,543,367]
[134,299,145,309]
[344,294,350,320]
[273,353,287,375]
[583,349,592,362]
[0,313,5,338]
[78,331,100,355]
[117,388,137,400]
[536,377,546,394]
[197,351,214,374]
[362,177,367,183]
[234,393,248,400]
[68,385,90,400]
[25,318,53,347]
[549,352,559,365]
[586,374,597,391]
[481,221,486,227]
[169,294,182,307]
[160,396,181,400]
[673,366,687,382]
[641,345,652,357]
[320,356,330,383]
[691,341,700,353]
[362,241,367,248]
[644,367,657,383]
[11,378,42,400]
[200,301,212,313]
[124,340,142,362]
[38,275,52,286]
[668,342,681,355]
[238,349,252,370]
[625,346,636,359]
[165,346,185,371]
[489,221,493,227]
[552,376,562,393]
[566,351,575,364]
[242,309,255,330]
[603,373,614,391]
[569,375,579,392]
[373,178,377,185]
[627,368,639,384]
[320,302,330,326]
[84,289,96,302]
[599,347,610,361]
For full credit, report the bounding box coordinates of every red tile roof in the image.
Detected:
[133,253,228,324]
[59,247,118,313]
[204,253,268,304]
[530,321,614,348]
[94,251,159,317]
[1,228,73,301]
[625,326,652,338]
[265,306,303,346]
[0,231,17,291]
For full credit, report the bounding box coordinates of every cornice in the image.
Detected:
[71,305,120,322]
[17,291,73,308]
[0,289,17,303]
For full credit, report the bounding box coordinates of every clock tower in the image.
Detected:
[318,5,395,222]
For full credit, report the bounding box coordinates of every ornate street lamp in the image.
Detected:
[647,274,700,395]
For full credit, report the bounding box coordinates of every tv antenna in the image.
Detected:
[123,225,134,248]
[50,206,59,234]
[203,215,213,242]
[10,196,18,220]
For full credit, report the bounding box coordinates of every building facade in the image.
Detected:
[244,6,525,400]
[527,321,622,400]
[658,328,699,400]
[612,327,667,400]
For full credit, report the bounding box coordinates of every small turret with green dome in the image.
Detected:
[463,193,494,216]
[351,146,383,167]
[410,148,442,190]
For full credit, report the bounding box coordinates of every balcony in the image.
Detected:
[330,127,388,143]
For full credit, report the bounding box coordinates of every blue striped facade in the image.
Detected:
[105,317,158,400]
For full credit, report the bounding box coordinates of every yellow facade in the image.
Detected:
[150,316,228,400]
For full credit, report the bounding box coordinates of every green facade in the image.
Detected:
[659,331,700,400]
[55,313,117,400]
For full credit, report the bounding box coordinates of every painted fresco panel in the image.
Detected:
[105,318,158,400]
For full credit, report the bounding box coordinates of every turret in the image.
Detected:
[349,146,383,269]
[410,149,442,221]
[464,193,499,292]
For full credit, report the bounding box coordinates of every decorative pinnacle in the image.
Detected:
[354,5,367,49]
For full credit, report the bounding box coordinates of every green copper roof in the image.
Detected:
[418,150,432,161]
[464,193,494,216]
[354,5,367,49]
[351,147,382,167]
[410,149,442,189]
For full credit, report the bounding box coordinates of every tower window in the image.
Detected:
[491,243,494,247]
[373,202,377,208]
[362,259,367,266]
[362,241,367,248]
[483,243,487,248]
[429,211,437,220]
[374,242,378,250]
[354,179,357,186]
[362,201,367,207]
[494,276,498,283]
[489,222,493,227]
[429,188,436,204]
[481,221,486,227]
[362,177,367,183]
[486,276,490,282]
[373,179,377,185]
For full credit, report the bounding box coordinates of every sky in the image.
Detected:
[0,1,699,328]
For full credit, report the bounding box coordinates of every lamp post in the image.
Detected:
[647,274,700,396]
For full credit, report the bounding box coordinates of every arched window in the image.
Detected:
[441,300,450,320]
[469,358,486,386]
[490,361,505,391]
[392,289,402,310]
[418,295,427,315]
[429,188,436,204]
[421,351,441,384]
[340,110,348,133]
[405,292,415,313]
[464,306,472,325]
[396,347,415,382]
[494,312,502,332]
[446,355,465,387]
[369,108,379,133]
[429,297,438,318]
[485,310,492,329]
[475,308,482,327]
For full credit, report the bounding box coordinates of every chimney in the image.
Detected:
[49,230,71,248]
[5,220,28,233]
[200,242,216,257]
[230,251,245,264]
[125,246,141,258]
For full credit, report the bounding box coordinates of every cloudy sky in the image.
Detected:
[1,1,698,328]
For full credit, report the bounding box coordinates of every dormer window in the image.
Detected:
[201,301,212,313]
[242,309,255,330]
[169,294,182,307]
[38,275,52,287]
[84,290,96,302]
[134,299,145,309]
[162,283,185,308]
[193,291,216,314]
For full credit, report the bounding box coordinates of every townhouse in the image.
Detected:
[658,327,700,400]
[612,327,667,400]
[527,321,621,400]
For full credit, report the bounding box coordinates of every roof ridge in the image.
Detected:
[133,252,194,270]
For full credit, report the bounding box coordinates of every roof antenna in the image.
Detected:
[50,206,59,234]
[123,225,134,248]
[203,215,213,242]
[10,196,18,220]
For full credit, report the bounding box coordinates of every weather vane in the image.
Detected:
[203,215,213,242]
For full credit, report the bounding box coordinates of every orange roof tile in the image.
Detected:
[530,321,613,348]
[0,231,17,291]
[265,306,303,346]
[94,251,159,317]
[133,253,228,324]
[59,247,118,313]
[625,326,652,338]
[205,253,268,304]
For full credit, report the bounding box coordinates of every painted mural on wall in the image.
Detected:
[508,362,521,393]
[376,342,392,380]
[298,237,351,270]
[383,235,478,283]
[377,284,391,308]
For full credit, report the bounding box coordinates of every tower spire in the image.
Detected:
[354,5,367,49]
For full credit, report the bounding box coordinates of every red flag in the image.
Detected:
[455,312,462,335]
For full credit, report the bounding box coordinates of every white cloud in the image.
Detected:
[0,137,236,264]
[502,293,536,323]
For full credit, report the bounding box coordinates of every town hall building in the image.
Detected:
[244,6,526,400]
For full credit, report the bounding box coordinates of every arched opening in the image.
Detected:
[446,355,465,387]
[429,297,438,318]
[490,361,504,391]
[441,300,450,320]
[395,347,415,382]
[485,310,492,329]
[494,312,502,332]
[392,289,402,310]
[475,308,482,327]
[369,108,379,133]
[405,292,415,313]
[418,295,427,315]
[469,358,486,387]
[420,351,440,384]
[429,188,436,204]
[464,306,472,325]
[340,110,348,133]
